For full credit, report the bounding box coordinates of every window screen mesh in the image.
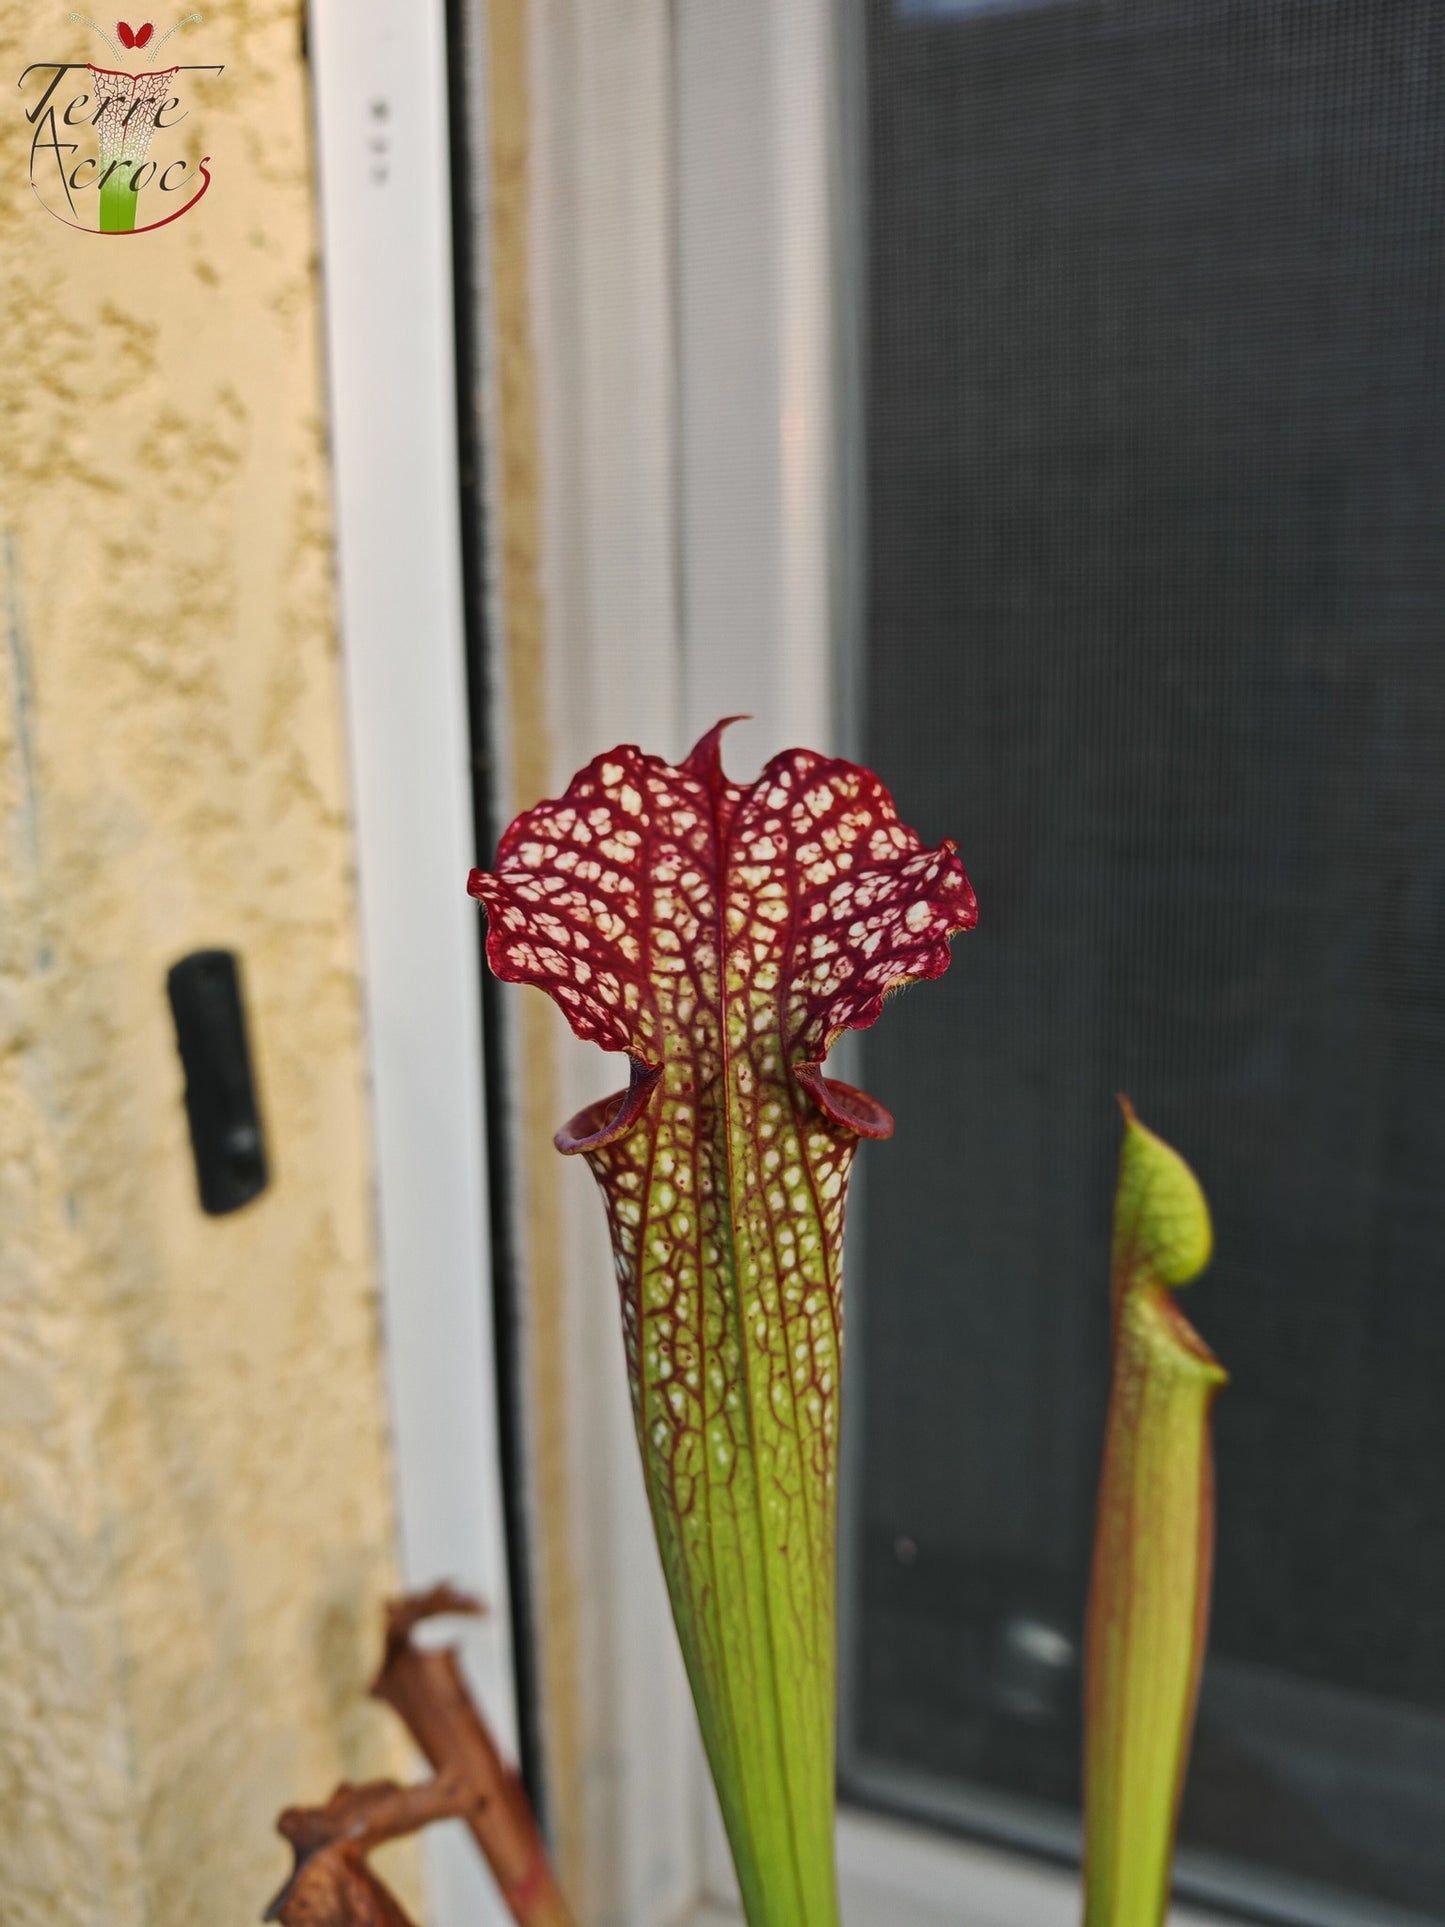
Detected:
[842,2,1445,1920]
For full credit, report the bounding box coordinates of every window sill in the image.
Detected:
[687,1805,1230,1927]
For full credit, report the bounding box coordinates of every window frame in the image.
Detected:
[528,1,1245,1919]
[311,0,1244,1922]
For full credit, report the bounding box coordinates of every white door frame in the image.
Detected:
[308,6,518,1925]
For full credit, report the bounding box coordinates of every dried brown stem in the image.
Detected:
[264,1777,477,1926]
[371,1587,574,1927]
[265,1586,572,1927]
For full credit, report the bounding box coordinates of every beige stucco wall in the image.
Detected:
[0,3,416,1919]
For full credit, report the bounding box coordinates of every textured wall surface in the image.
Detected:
[0,3,414,1919]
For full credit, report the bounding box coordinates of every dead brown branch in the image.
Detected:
[264,1586,573,1927]
[371,1586,573,1927]
[264,1777,477,1925]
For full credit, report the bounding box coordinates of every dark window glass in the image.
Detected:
[841,4,1445,1922]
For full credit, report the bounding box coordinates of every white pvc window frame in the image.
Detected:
[308,5,518,1926]
[309,1,1234,1922]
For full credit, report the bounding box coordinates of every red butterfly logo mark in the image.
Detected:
[116,21,155,49]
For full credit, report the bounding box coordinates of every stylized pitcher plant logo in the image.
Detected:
[471,725,976,1925]
[19,14,221,234]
